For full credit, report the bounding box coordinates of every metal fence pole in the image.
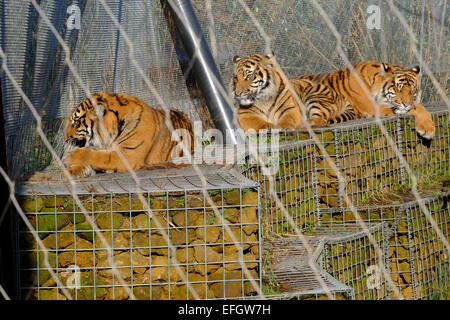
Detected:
[163,0,243,145]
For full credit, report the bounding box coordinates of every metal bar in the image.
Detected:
[164,0,242,145]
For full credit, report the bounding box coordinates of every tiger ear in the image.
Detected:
[233,55,241,63]
[411,66,420,74]
[265,51,275,67]
[115,93,129,106]
[379,63,391,77]
[265,50,275,59]
[93,101,106,120]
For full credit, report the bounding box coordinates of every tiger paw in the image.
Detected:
[394,105,412,114]
[416,119,435,140]
[64,148,94,177]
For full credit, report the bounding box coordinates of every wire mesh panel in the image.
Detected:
[239,108,448,231]
[240,138,318,237]
[320,191,450,300]
[239,116,405,216]
[310,117,404,209]
[192,0,448,104]
[0,0,210,179]
[0,0,448,303]
[403,194,450,300]
[15,165,261,300]
[259,235,354,300]
[399,106,450,181]
[296,108,448,210]
[312,223,389,300]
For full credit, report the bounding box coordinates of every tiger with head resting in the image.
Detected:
[298,61,435,139]
[232,54,357,132]
[63,91,194,177]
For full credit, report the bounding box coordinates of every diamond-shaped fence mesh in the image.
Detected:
[313,222,389,300]
[240,138,319,237]
[191,0,448,103]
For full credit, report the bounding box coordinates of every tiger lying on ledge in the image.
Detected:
[63,91,194,177]
[297,61,434,139]
[232,54,434,139]
[232,54,356,132]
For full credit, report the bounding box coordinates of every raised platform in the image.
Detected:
[16,165,261,300]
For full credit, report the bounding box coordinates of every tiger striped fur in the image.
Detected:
[63,91,194,177]
[298,61,434,139]
[232,54,357,132]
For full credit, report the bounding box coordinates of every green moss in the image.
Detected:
[33,214,70,234]
[95,212,125,230]
[74,221,95,241]
[20,197,44,213]
[22,250,57,286]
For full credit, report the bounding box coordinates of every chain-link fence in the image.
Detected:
[192,0,448,104]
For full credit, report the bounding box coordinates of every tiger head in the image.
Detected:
[64,92,110,153]
[231,53,277,106]
[377,64,420,114]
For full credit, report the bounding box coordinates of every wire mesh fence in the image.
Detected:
[314,106,449,209]
[320,191,450,300]
[400,106,450,182]
[240,106,449,228]
[16,165,261,300]
[240,138,319,237]
[259,235,355,300]
[191,0,449,104]
[313,222,389,300]
[0,0,214,179]
[0,0,448,302]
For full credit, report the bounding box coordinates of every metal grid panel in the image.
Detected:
[192,0,448,105]
[240,139,318,237]
[313,222,389,300]
[17,165,258,195]
[0,0,207,179]
[405,195,450,300]
[320,191,450,300]
[399,106,450,181]
[286,107,448,210]
[16,166,261,300]
[312,117,403,208]
[259,235,354,300]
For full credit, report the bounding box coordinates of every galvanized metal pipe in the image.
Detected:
[166,0,242,145]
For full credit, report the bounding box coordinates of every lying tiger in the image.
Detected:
[232,54,355,132]
[63,91,194,177]
[298,61,434,139]
[232,54,434,139]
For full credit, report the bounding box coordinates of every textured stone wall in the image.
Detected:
[18,189,260,300]
[321,193,449,300]
[241,108,449,299]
